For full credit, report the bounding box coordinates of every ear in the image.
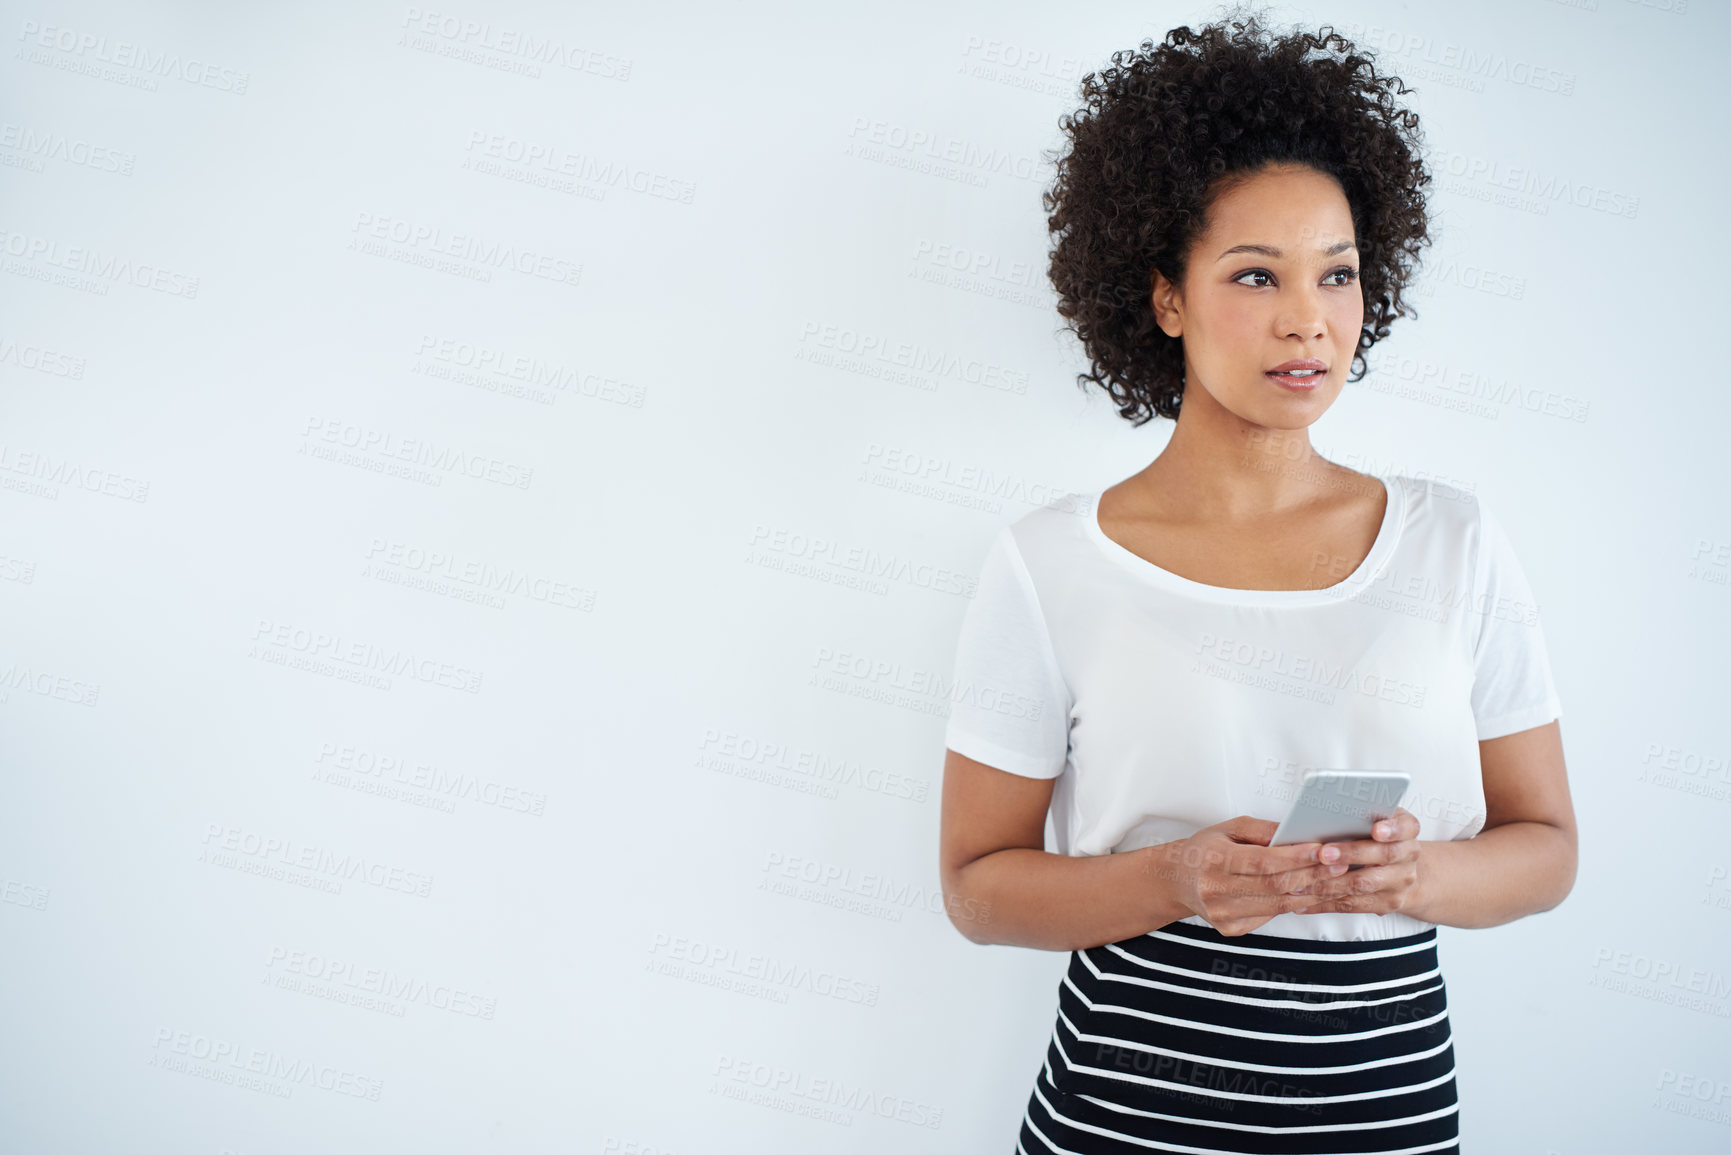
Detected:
[1150,268,1182,338]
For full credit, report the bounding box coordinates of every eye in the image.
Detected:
[1232,266,1362,288]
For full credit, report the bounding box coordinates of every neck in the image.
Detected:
[1135,384,1356,520]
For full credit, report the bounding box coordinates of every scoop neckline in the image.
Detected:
[1083,472,1405,606]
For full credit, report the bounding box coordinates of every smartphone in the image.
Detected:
[1268,769,1411,848]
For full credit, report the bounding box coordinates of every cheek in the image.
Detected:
[1332,295,1365,334]
[1208,297,1265,342]
[1330,298,1364,358]
[1220,292,1265,325]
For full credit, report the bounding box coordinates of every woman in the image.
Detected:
[938,11,1576,1154]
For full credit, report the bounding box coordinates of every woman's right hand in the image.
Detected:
[1157,815,1350,937]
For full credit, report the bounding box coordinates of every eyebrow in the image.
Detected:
[1216,240,1359,261]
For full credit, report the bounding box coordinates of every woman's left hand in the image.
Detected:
[1287,807,1423,916]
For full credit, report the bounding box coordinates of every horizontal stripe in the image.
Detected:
[1061,1059,1463,1135]
[1082,950,1445,1011]
[1072,1089,1462,1136]
[1152,922,1440,962]
[1063,971,1450,1045]
[1054,1005,1456,1077]
[1054,1028,1456,1107]
[1025,1079,1461,1155]
[1103,942,1442,996]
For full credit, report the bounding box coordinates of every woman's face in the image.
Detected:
[1152,162,1365,433]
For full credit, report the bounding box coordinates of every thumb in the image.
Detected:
[1224,815,1278,845]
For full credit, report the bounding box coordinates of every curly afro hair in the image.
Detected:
[1044,5,1434,425]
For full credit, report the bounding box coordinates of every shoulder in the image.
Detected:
[967,490,1096,601]
[1381,471,1484,535]
[1380,470,1475,509]
[1001,489,1095,558]
[1383,473,1541,585]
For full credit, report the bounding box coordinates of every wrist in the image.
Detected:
[1403,839,1441,922]
[1137,841,1195,929]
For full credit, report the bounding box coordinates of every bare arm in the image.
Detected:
[1297,720,1578,928]
[936,748,1177,951]
[1407,720,1576,927]
[938,748,1336,950]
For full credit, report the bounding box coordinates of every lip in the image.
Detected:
[1266,359,1328,391]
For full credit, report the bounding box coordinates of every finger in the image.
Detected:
[1274,861,1350,893]
[1236,841,1326,875]
[1297,863,1396,901]
[1372,807,1420,842]
[1224,816,1279,845]
[1256,890,1322,913]
[1291,883,1386,913]
[1293,894,1394,915]
[1316,837,1403,868]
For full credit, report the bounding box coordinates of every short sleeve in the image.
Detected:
[943,526,1071,779]
[1468,500,1564,740]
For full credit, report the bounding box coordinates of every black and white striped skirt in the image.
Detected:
[1018,920,1459,1153]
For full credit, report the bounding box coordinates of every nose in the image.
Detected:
[1278,288,1328,341]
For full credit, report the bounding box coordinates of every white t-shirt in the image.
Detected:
[942,473,1563,942]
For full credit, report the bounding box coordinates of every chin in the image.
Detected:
[1241,402,1324,429]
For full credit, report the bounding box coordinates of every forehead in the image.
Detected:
[1204,164,1356,250]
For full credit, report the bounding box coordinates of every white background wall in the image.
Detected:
[2,0,1727,1151]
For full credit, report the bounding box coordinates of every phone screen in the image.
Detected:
[1269,770,1410,847]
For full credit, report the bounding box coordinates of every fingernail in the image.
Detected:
[1375,823,1391,838]
[1320,846,1339,862]
[1330,864,1347,875]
